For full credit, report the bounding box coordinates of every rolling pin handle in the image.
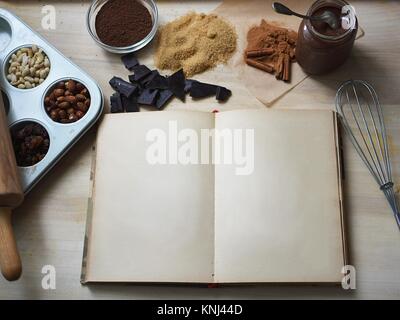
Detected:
[0,207,22,281]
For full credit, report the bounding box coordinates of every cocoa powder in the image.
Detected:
[95,0,153,47]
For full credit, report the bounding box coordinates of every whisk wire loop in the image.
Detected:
[336,80,400,230]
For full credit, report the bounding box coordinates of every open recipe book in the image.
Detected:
[81,109,347,284]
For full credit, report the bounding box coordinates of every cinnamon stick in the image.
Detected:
[275,54,284,80]
[245,58,274,73]
[283,54,290,82]
[244,20,298,82]
[245,48,274,58]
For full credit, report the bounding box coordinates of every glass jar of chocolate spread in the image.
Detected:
[296,0,358,75]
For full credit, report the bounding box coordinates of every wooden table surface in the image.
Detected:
[1,0,400,299]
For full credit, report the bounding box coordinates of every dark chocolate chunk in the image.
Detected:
[168,69,186,102]
[184,79,198,93]
[216,86,232,102]
[137,88,159,106]
[147,74,169,90]
[109,76,119,89]
[128,74,138,84]
[141,70,160,86]
[131,65,152,82]
[109,76,138,98]
[121,95,139,112]
[189,81,218,99]
[110,93,124,113]
[121,53,139,71]
[155,90,174,110]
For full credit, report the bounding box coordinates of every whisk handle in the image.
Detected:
[395,213,400,230]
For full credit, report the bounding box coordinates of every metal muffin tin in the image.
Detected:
[0,9,104,194]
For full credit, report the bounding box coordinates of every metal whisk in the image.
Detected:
[335,80,400,230]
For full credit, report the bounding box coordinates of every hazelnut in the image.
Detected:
[56,81,65,89]
[54,88,65,97]
[44,96,51,106]
[68,114,78,122]
[66,80,76,93]
[76,102,88,113]
[58,110,67,119]
[49,92,56,102]
[58,101,70,109]
[80,88,89,97]
[75,94,86,102]
[64,95,76,104]
[76,83,84,92]
[76,111,84,119]
[50,110,58,120]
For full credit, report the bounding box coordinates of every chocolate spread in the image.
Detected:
[311,6,347,37]
[296,0,358,75]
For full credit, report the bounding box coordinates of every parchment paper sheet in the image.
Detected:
[213,0,365,106]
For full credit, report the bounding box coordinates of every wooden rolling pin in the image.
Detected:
[0,93,24,281]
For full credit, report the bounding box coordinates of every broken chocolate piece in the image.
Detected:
[147,74,169,90]
[156,90,174,110]
[109,76,119,89]
[138,88,159,106]
[184,79,198,93]
[128,74,138,84]
[121,53,139,71]
[141,70,160,86]
[121,95,139,112]
[216,86,232,102]
[109,76,138,98]
[131,65,152,82]
[110,93,124,113]
[168,69,186,102]
[189,81,218,99]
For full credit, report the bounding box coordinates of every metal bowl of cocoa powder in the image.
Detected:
[87,0,158,54]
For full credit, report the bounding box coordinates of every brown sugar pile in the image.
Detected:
[245,20,297,81]
[155,12,237,77]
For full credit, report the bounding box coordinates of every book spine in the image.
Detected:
[80,143,98,284]
[334,112,349,268]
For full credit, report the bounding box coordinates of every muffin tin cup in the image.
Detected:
[0,9,104,194]
[4,44,49,88]
[42,77,92,124]
[9,119,51,168]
